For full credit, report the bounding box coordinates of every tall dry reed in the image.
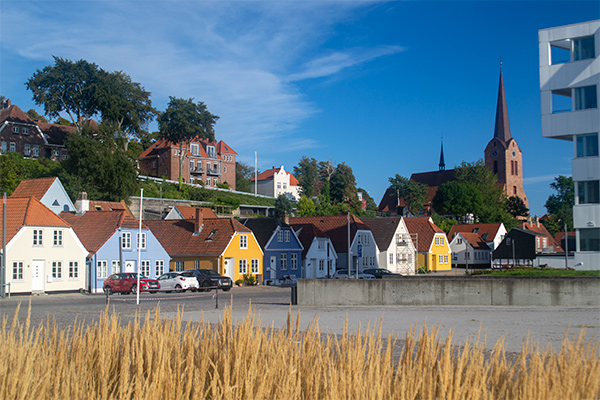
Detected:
[0,303,597,399]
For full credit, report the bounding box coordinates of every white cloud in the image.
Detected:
[523,174,571,185]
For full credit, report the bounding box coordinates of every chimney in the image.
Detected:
[282,211,290,225]
[535,215,540,227]
[193,207,204,235]
[75,192,89,215]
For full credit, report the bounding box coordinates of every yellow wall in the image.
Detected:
[428,233,452,272]
[169,257,218,272]
[223,232,264,282]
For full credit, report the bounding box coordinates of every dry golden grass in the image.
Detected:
[0,303,598,400]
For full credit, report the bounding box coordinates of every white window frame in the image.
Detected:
[97,260,108,278]
[251,259,259,274]
[389,253,394,265]
[277,231,283,242]
[141,260,151,276]
[137,233,146,250]
[12,261,24,280]
[291,253,297,270]
[280,253,287,270]
[239,259,247,274]
[69,261,78,278]
[12,126,19,133]
[175,261,184,272]
[33,145,39,157]
[53,230,63,246]
[0,141,6,153]
[9,142,16,152]
[112,260,121,274]
[22,127,28,135]
[240,234,248,249]
[24,144,31,156]
[33,229,43,246]
[285,230,290,242]
[319,259,325,271]
[52,261,62,279]
[121,232,131,249]
[155,260,165,276]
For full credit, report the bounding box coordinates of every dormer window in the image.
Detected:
[12,126,19,133]
[190,143,199,156]
[207,145,216,158]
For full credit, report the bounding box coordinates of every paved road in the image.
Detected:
[0,286,598,354]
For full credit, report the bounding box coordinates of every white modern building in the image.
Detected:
[253,166,302,202]
[539,20,600,270]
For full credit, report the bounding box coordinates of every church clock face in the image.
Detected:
[512,150,516,157]
[492,150,498,157]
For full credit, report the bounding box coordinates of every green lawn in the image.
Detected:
[468,267,600,277]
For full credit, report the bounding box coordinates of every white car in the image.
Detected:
[332,269,375,279]
[157,272,199,293]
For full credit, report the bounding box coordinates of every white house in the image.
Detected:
[291,222,337,279]
[449,232,492,268]
[0,197,88,294]
[362,217,416,275]
[448,223,507,251]
[253,166,302,202]
[539,20,600,270]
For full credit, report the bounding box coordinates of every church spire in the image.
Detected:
[439,133,445,172]
[493,62,512,142]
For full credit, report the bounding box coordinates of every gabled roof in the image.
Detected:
[410,169,456,189]
[35,122,76,146]
[60,210,142,255]
[403,217,445,253]
[290,223,330,258]
[361,217,403,251]
[146,217,252,257]
[0,197,70,245]
[168,206,217,220]
[448,223,504,242]
[456,232,491,251]
[89,200,128,212]
[289,215,369,254]
[520,221,562,252]
[240,217,290,248]
[0,104,36,125]
[10,177,58,199]
[252,166,300,186]
[217,140,238,155]
[138,137,234,160]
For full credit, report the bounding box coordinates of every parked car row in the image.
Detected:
[330,268,403,280]
[103,269,233,295]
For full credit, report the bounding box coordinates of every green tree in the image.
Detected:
[235,162,255,193]
[26,57,103,132]
[388,174,427,216]
[330,162,357,204]
[274,194,293,218]
[96,70,156,151]
[0,153,63,195]
[26,109,48,123]
[431,213,458,234]
[432,181,483,217]
[507,195,529,218]
[296,195,316,216]
[543,175,574,233]
[454,159,497,186]
[357,188,377,212]
[318,160,336,182]
[294,156,319,198]
[158,97,218,190]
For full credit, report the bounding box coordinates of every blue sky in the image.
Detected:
[1,1,598,216]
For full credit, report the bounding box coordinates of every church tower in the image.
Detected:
[484,66,528,207]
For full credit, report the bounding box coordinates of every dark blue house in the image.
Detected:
[241,218,303,284]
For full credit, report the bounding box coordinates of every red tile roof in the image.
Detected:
[35,122,76,145]
[253,166,300,186]
[217,140,238,155]
[458,232,490,250]
[146,217,252,257]
[0,104,35,125]
[0,197,70,244]
[520,221,562,252]
[60,210,143,255]
[448,223,503,242]
[174,206,217,220]
[289,215,369,254]
[138,137,235,161]
[10,177,57,199]
[88,200,128,212]
[403,217,445,253]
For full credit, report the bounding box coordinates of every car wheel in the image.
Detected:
[175,284,182,293]
[202,281,212,292]
[149,291,157,294]
[190,288,198,292]
[131,285,138,295]
[222,288,231,292]
[104,286,112,295]
[165,290,172,294]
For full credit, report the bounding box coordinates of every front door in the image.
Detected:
[32,260,45,292]
[270,256,277,280]
[125,261,135,272]
[223,258,235,280]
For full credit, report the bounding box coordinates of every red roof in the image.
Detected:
[448,223,503,242]
[216,140,238,155]
[10,177,57,199]
[0,104,35,125]
[0,197,70,244]
[173,206,217,219]
[289,215,368,254]
[457,232,490,250]
[88,200,128,212]
[403,217,445,253]
[138,137,236,161]
[520,221,562,252]
[253,166,300,186]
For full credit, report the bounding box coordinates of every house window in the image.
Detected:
[277,182,281,189]
[33,145,39,157]
[190,159,194,171]
[251,259,259,274]
[552,88,572,113]
[1,142,6,153]
[240,234,248,249]
[444,255,448,264]
[12,126,19,133]
[285,230,290,242]
[239,259,247,274]
[318,239,325,250]
[440,237,444,246]
[53,230,63,246]
[206,177,211,186]
[435,237,440,246]
[69,261,78,278]
[52,150,59,156]
[24,144,31,156]
[579,228,600,252]
[319,259,325,271]
[137,233,146,250]
[280,254,287,270]
[389,253,394,265]
[224,166,227,173]
[175,261,184,272]
[277,231,283,242]
[33,229,43,246]
[155,260,165,276]
[190,143,199,156]
[141,260,151,276]
[52,261,62,279]
[328,259,333,273]
[22,127,28,135]
[194,260,200,268]
[112,260,121,273]
[9,142,16,152]
[578,181,600,204]
[207,145,215,158]
[513,186,517,195]
[574,36,595,61]
[12,261,23,280]
[457,238,463,244]
[121,232,131,249]
[291,253,297,270]
[97,261,108,278]
[576,134,599,158]
[439,255,443,264]
[574,86,597,110]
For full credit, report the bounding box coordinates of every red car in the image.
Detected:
[103,273,160,295]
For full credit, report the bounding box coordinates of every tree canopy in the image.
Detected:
[294,156,318,198]
[388,174,427,216]
[543,175,574,234]
[274,194,293,218]
[432,181,483,217]
[235,161,255,193]
[158,97,219,189]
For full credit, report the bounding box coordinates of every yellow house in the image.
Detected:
[404,217,452,272]
[146,209,264,282]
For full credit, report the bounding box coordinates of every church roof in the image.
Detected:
[493,67,512,143]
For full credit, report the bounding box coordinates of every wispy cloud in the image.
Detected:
[524,174,571,185]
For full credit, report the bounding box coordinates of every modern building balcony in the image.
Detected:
[541,108,599,139]
[190,165,205,175]
[207,166,221,176]
[573,203,600,230]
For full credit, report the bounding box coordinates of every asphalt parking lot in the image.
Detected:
[0,286,598,354]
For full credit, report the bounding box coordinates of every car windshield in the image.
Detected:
[128,273,148,279]
[201,270,219,276]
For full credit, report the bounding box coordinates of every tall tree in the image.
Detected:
[96,70,156,151]
[543,175,574,233]
[330,162,357,204]
[294,156,318,198]
[158,97,218,190]
[26,109,48,123]
[507,195,529,218]
[318,159,336,182]
[454,159,497,186]
[274,194,293,218]
[432,181,483,218]
[296,195,316,216]
[235,161,255,193]
[388,174,427,216]
[26,56,103,132]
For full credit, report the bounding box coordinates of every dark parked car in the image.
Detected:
[180,269,233,292]
[362,268,402,279]
[103,272,160,295]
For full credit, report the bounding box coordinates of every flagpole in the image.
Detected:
[254,151,258,196]
[137,188,143,305]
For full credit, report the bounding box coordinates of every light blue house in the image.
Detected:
[61,209,170,293]
[241,218,303,284]
[10,177,75,214]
